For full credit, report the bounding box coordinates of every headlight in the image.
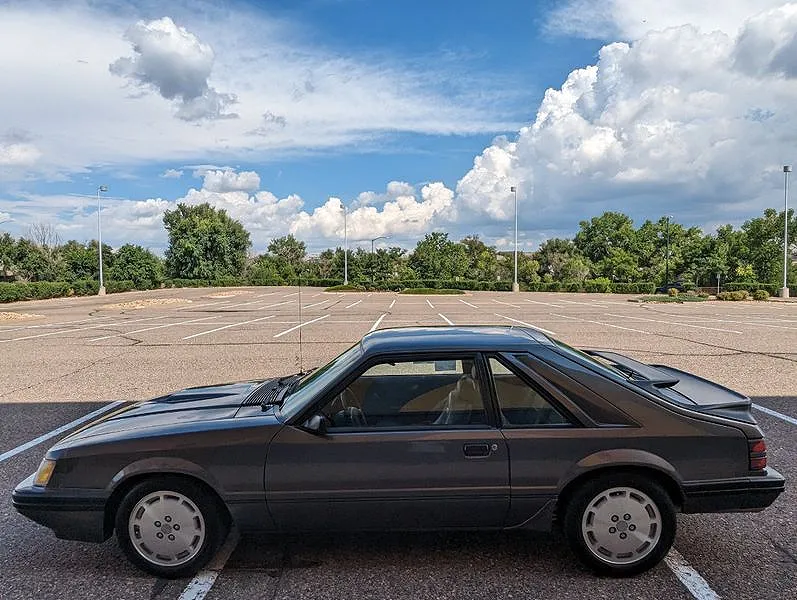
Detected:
[33,459,56,487]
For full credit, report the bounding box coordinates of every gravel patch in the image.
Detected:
[101,298,191,310]
[0,312,42,321]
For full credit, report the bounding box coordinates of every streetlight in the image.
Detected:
[370,236,389,284]
[781,166,791,298]
[97,185,108,295]
[510,186,519,292]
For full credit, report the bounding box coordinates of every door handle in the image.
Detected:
[463,442,491,458]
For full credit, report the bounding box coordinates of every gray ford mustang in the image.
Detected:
[13,326,785,578]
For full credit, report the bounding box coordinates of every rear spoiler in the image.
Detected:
[583,350,680,388]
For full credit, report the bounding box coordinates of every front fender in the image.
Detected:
[108,457,224,496]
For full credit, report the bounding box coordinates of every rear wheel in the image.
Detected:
[115,477,227,578]
[563,473,676,576]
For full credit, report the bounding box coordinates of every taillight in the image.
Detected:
[749,439,767,471]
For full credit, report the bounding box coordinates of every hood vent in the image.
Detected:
[242,382,280,407]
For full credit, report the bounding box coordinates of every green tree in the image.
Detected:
[109,244,164,288]
[163,203,250,279]
[61,241,98,280]
[597,247,638,282]
[0,232,16,276]
[461,235,499,281]
[534,238,579,280]
[560,255,593,282]
[740,208,796,283]
[408,232,468,280]
[574,212,636,264]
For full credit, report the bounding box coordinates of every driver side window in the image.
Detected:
[320,357,487,430]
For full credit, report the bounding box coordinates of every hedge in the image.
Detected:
[723,282,780,296]
[0,280,132,303]
[717,290,749,301]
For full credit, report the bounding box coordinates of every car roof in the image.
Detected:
[360,325,552,356]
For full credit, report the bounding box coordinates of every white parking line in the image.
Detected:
[370,313,387,332]
[0,316,167,343]
[494,313,556,335]
[183,315,276,340]
[665,548,721,600]
[302,299,330,309]
[255,291,278,298]
[426,299,435,309]
[523,299,564,308]
[389,299,396,309]
[557,298,609,307]
[459,299,479,308]
[753,404,797,426]
[492,299,520,308]
[604,313,743,334]
[175,300,233,311]
[273,314,330,338]
[262,300,293,310]
[700,317,797,331]
[177,529,240,600]
[345,300,363,309]
[0,401,125,463]
[438,313,454,325]
[0,315,114,333]
[284,292,298,297]
[89,316,221,342]
[552,313,652,334]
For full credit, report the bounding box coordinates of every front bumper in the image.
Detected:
[12,474,110,543]
[682,467,786,513]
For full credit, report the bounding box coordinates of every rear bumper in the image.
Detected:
[12,474,109,543]
[682,467,785,513]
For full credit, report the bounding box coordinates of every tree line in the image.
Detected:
[1,203,795,292]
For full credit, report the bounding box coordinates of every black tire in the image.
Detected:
[115,476,228,579]
[562,472,676,576]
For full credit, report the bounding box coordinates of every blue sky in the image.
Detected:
[1,0,795,252]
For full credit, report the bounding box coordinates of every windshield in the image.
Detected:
[278,342,363,419]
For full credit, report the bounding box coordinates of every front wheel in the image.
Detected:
[563,473,676,576]
[115,477,227,578]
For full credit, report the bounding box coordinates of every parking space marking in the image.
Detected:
[89,316,222,342]
[370,313,388,332]
[557,298,609,307]
[492,299,520,308]
[177,529,240,600]
[389,299,396,309]
[426,299,435,308]
[458,299,479,308]
[494,313,556,335]
[0,401,125,463]
[345,300,363,309]
[302,299,330,309]
[0,315,168,343]
[284,292,298,298]
[274,314,330,338]
[605,313,743,334]
[665,548,721,600]
[552,313,652,334]
[0,315,114,333]
[261,300,293,310]
[438,313,454,325]
[753,403,797,426]
[699,317,797,331]
[255,291,278,298]
[175,301,233,311]
[183,315,276,340]
[524,299,564,307]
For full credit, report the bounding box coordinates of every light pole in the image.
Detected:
[370,236,388,284]
[97,185,108,295]
[341,203,348,285]
[510,186,519,292]
[781,166,791,298]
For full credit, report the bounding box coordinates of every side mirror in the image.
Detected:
[303,414,328,435]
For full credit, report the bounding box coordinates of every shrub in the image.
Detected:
[584,278,612,293]
[70,280,99,296]
[752,289,770,301]
[667,287,679,297]
[717,290,749,301]
[399,288,465,295]
[723,282,780,296]
[106,280,136,293]
[698,292,710,298]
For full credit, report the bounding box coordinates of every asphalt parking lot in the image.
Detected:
[1,286,795,600]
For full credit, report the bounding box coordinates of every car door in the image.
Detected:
[484,354,583,528]
[265,354,510,531]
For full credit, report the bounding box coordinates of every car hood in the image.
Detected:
[59,380,271,443]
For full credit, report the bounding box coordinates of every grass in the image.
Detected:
[399,288,465,295]
[325,284,366,292]
[632,294,709,303]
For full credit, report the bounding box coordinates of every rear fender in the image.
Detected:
[561,449,683,491]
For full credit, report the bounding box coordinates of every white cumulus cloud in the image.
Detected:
[109,17,237,121]
[199,168,261,193]
[160,168,183,178]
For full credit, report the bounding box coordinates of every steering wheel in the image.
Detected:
[332,388,368,427]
